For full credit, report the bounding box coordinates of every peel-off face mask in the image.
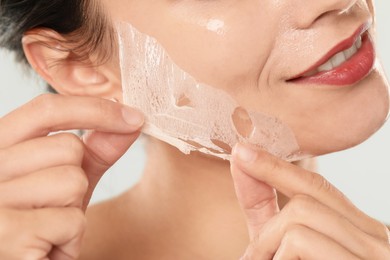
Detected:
[117,22,307,161]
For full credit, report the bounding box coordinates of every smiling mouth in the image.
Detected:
[288,23,375,86]
[303,35,362,77]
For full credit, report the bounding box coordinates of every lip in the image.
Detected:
[287,23,375,86]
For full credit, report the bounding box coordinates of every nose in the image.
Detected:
[294,0,358,28]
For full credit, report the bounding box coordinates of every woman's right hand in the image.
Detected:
[0,94,144,260]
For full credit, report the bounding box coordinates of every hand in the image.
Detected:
[0,94,144,260]
[230,143,390,259]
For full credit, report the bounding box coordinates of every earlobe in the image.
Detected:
[22,29,122,100]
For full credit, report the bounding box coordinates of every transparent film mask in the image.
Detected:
[117,22,307,161]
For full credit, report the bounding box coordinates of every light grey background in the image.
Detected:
[0,1,389,223]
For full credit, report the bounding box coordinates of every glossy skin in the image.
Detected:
[0,0,389,259]
[105,0,389,155]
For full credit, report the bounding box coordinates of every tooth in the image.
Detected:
[307,35,363,75]
[356,36,362,49]
[318,60,333,72]
[331,51,347,68]
[303,69,319,77]
[344,44,357,60]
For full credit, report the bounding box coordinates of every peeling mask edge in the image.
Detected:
[116,21,308,162]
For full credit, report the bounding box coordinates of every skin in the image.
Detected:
[0,0,389,259]
[0,95,144,259]
[105,0,389,155]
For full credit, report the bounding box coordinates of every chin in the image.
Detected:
[299,119,388,158]
[299,69,389,157]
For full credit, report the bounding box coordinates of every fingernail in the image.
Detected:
[233,144,257,163]
[121,106,144,127]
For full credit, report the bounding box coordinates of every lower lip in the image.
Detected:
[289,34,375,86]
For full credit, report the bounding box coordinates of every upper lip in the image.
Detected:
[288,22,371,80]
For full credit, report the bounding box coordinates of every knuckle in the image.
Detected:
[376,222,390,242]
[61,166,89,199]
[309,172,334,193]
[54,133,84,163]
[365,239,390,260]
[283,225,306,250]
[56,133,83,150]
[284,194,314,217]
[67,208,87,235]
[345,225,389,259]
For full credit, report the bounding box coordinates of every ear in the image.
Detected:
[22,29,122,101]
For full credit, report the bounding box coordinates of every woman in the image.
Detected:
[0,0,389,259]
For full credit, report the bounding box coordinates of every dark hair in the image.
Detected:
[0,0,113,65]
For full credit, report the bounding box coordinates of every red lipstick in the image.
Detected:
[288,24,375,86]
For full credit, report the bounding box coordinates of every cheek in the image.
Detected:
[149,5,277,93]
[160,31,268,89]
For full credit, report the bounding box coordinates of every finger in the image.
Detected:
[230,163,279,240]
[0,133,83,182]
[0,165,88,208]
[0,94,144,149]
[241,225,359,260]
[272,225,359,260]
[81,130,141,209]
[255,195,386,259]
[0,207,85,260]
[32,207,86,260]
[231,143,389,241]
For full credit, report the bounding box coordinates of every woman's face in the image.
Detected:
[101,0,389,156]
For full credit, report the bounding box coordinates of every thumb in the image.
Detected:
[230,162,279,240]
[81,130,141,209]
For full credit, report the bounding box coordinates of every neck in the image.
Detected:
[133,138,249,258]
[121,138,305,259]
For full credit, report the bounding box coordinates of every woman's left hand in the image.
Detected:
[230,143,390,259]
